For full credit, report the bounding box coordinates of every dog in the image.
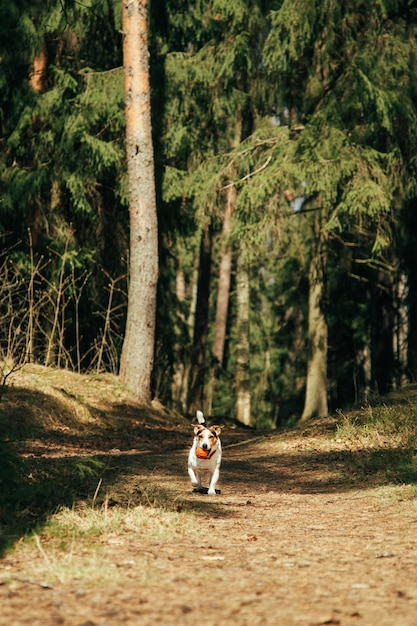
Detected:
[188,410,222,495]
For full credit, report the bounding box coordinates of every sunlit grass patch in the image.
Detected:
[48,500,199,541]
[336,400,417,448]
[10,501,203,587]
[335,398,417,489]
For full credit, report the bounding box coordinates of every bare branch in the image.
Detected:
[219,156,272,191]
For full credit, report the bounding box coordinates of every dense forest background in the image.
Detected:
[1,0,417,427]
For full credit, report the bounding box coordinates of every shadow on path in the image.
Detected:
[1,386,415,555]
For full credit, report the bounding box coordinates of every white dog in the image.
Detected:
[188,410,222,495]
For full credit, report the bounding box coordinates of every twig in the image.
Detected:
[0,359,27,402]
[219,156,272,191]
[92,478,103,507]
[34,534,64,584]
[10,576,53,590]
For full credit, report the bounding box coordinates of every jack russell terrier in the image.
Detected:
[188,410,222,495]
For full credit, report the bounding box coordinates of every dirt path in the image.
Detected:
[1,424,417,625]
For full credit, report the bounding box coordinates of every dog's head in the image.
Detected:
[193,424,221,453]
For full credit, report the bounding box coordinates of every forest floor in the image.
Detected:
[1,365,417,625]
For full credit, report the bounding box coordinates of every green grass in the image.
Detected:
[335,392,417,486]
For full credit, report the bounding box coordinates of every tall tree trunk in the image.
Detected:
[300,232,328,423]
[404,202,417,383]
[370,269,395,395]
[212,185,235,367]
[408,276,417,382]
[235,247,252,426]
[187,227,213,415]
[394,271,408,388]
[119,0,158,402]
[172,261,199,412]
[206,185,235,414]
[171,268,187,410]
[355,338,371,404]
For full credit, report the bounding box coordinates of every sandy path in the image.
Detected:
[1,429,417,625]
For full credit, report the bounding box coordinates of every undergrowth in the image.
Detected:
[335,394,417,485]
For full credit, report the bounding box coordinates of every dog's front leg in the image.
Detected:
[188,466,200,489]
[207,467,220,495]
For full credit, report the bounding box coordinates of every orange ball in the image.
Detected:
[196,446,209,459]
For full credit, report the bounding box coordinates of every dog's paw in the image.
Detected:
[208,488,221,495]
[192,486,208,494]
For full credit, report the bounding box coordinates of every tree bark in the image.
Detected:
[187,227,213,415]
[235,247,252,426]
[29,49,48,93]
[171,261,198,412]
[212,185,235,367]
[394,271,408,388]
[206,185,235,414]
[119,0,158,402]
[300,232,328,423]
[408,276,417,383]
[370,269,395,395]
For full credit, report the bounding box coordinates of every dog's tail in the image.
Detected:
[196,410,206,426]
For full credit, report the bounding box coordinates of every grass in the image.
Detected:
[8,501,204,587]
[334,391,417,485]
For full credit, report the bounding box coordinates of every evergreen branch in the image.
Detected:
[78,66,123,76]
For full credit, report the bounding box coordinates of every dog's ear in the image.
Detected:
[211,425,222,436]
[194,424,204,435]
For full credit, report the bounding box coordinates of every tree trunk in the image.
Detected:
[394,271,408,388]
[30,49,48,93]
[171,261,198,412]
[235,247,252,426]
[119,0,158,402]
[213,185,235,367]
[404,203,417,383]
[300,233,328,423]
[408,276,417,383]
[206,185,235,414]
[370,269,395,395]
[187,227,213,415]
